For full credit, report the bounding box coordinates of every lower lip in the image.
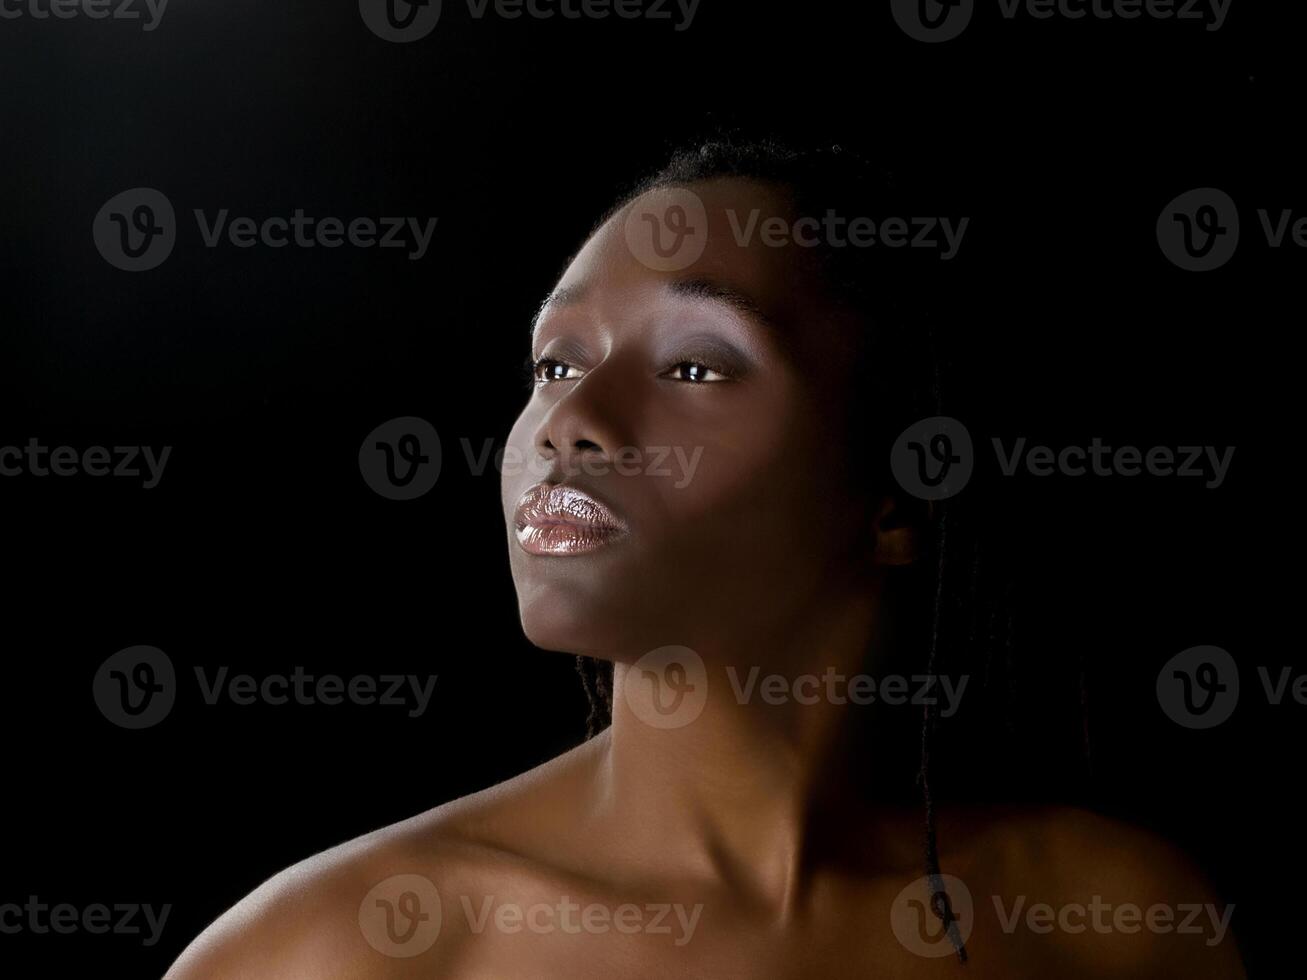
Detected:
[515,520,627,556]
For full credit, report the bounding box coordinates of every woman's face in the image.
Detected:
[502,177,893,664]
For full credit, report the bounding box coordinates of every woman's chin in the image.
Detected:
[519,597,617,659]
[518,597,658,663]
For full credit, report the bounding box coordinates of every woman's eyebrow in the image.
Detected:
[529,277,786,347]
[665,278,779,332]
[530,283,587,335]
[667,278,802,361]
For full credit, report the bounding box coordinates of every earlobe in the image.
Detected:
[870,495,934,566]
[874,524,925,566]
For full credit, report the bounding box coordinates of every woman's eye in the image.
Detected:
[663,361,731,383]
[528,355,733,385]
[533,358,582,383]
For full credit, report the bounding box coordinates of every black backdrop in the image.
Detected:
[1,1,1295,976]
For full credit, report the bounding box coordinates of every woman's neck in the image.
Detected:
[591,579,893,916]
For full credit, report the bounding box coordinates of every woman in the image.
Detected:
[165,137,1244,978]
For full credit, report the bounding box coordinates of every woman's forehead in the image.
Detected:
[549,178,828,324]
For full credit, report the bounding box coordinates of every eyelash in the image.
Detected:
[524,354,737,387]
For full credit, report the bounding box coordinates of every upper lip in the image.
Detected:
[514,481,628,532]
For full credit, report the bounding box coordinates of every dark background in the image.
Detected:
[1,1,1294,976]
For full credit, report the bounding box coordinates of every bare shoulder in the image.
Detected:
[163,737,604,980]
[961,803,1246,978]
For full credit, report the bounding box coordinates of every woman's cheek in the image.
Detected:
[649,423,792,526]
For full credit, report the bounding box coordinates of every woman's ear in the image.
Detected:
[869,493,934,567]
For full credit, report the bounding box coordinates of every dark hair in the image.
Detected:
[570,133,1090,965]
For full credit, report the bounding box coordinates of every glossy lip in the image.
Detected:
[513,482,629,556]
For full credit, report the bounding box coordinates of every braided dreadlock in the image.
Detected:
[565,133,1075,965]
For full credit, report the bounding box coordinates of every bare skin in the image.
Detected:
[165,177,1245,979]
